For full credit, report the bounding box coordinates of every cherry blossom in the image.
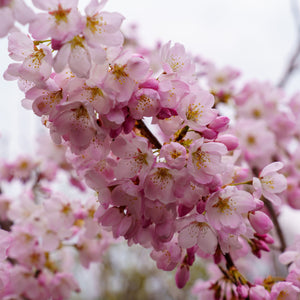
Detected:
[187,137,227,184]
[206,186,256,233]
[0,0,35,37]
[1,0,299,298]
[253,162,287,206]
[29,0,84,42]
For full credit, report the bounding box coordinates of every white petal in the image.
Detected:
[178,223,198,249]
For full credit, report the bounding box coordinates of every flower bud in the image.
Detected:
[237,284,249,298]
[216,134,239,151]
[175,264,190,289]
[208,116,229,132]
[249,211,273,235]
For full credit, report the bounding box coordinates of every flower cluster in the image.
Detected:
[0,137,111,299]
[0,0,299,299]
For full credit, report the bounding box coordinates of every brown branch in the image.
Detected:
[135,119,162,149]
[263,198,287,252]
[277,0,300,87]
[277,42,300,87]
[175,126,189,142]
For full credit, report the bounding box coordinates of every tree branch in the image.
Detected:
[277,0,300,87]
[135,119,162,149]
[263,198,287,252]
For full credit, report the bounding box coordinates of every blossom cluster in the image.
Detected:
[0,0,298,299]
[0,136,111,299]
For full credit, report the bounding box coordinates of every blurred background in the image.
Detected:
[1,1,300,299]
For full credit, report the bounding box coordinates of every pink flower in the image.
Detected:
[150,241,182,271]
[76,236,103,268]
[8,224,37,260]
[111,182,142,216]
[32,88,65,118]
[249,285,270,300]
[53,36,92,78]
[206,186,256,233]
[206,63,240,95]
[50,101,98,153]
[287,269,300,289]
[160,142,187,170]
[178,218,218,254]
[5,32,53,86]
[97,206,135,239]
[0,7,14,38]
[187,138,227,184]
[128,86,160,119]
[177,88,217,131]
[0,0,35,37]
[67,78,112,114]
[160,41,194,77]
[110,134,154,183]
[158,75,189,109]
[279,239,300,269]
[84,0,124,48]
[270,282,300,300]
[0,230,10,260]
[104,52,150,103]
[253,162,287,206]
[50,272,80,300]
[144,163,176,204]
[249,211,273,235]
[234,119,276,168]
[175,263,190,289]
[29,0,84,42]
[192,279,216,300]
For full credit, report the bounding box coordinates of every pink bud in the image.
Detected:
[123,116,135,134]
[186,247,196,266]
[178,204,193,217]
[216,134,239,151]
[249,285,270,300]
[201,128,218,139]
[233,167,249,183]
[155,221,174,242]
[51,39,63,50]
[109,126,122,138]
[139,78,159,90]
[213,247,222,264]
[196,201,206,214]
[70,177,86,192]
[157,108,178,119]
[208,116,230,132]
[256,240,270,252]
[249,211,273,235]
[175,264,190,289]
[262,233,274,244]
[237,284,249,298]
[254,199,264,210]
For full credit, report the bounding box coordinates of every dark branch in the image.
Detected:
[135,119,162,149]
[263,198,287,252]
[277,0,300,87]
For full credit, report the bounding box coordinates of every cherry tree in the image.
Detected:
[0,0,300,299]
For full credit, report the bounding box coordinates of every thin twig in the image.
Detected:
[263,198,287,252]
[277,43,300,87]
[135,119,162,149]
[277,0,300,87]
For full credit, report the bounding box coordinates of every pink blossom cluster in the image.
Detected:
[0,0,299,299]
[0,139,111,299]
